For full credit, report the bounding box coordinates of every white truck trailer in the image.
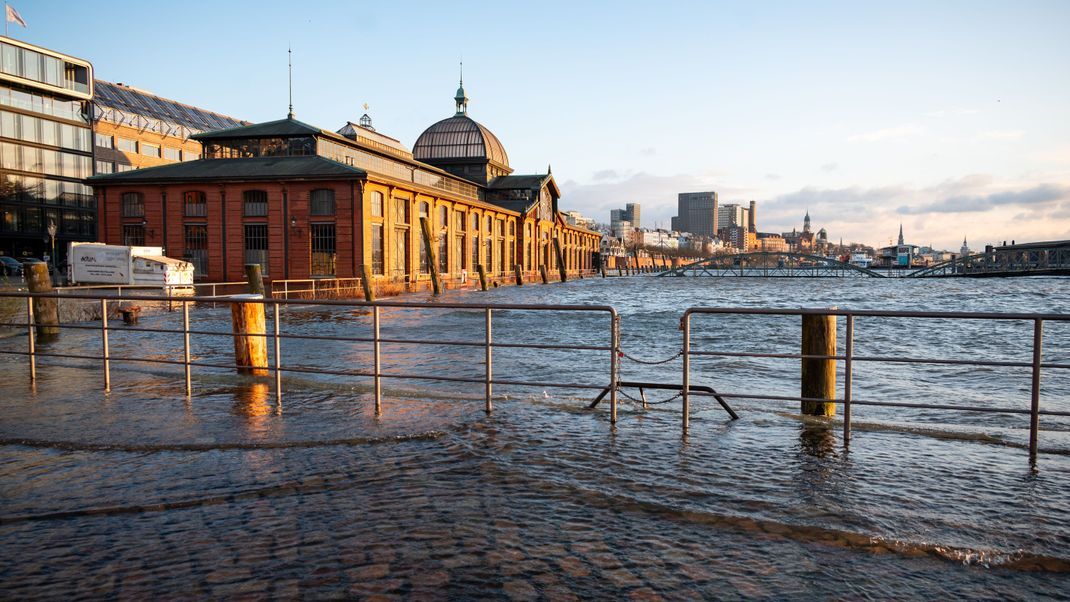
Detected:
[67,243,194,288]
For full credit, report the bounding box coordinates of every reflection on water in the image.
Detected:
[799,422,839,458]
[0,276,1068,598]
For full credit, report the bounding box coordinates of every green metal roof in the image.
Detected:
[88,156,366,184]
[191,117,329,141]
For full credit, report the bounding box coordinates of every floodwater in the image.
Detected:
[1,275,1069,599]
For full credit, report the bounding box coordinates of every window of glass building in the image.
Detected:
[184,191,207,217]
[95,133,112,149]
[243,190,268,217]
[310,223,336,277]
[243,224,268,276]
[371,224,384,275]
[116,137,136,153]
[141,143,160,158]
[123,224,145,246]
[184,224,208,277]
[121,192,144,218]
[310,189,335,216]
[163,147,180,161]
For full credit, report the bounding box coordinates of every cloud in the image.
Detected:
[592,169,621,181]
[924,108,980,118]
[898,183,1070,214]
[759,178,1070,248]
[976,129,1025,141]
[765,173,781,181]
[820,162,838,172]
[639,147,657,156]
[847,125,924,143]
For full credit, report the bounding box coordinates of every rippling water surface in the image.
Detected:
[1,276,1069,598]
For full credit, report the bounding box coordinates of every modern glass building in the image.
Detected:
[0,36,93,266]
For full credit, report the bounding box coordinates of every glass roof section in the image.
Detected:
[93,80,248,133]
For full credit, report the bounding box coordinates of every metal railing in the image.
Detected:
[270,278,363,300]
[0,291,620,423]
[681,307,1070,465]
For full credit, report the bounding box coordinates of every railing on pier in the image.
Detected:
[681,307,1070,465]
[0,291,620,422]
[661,252,888,278]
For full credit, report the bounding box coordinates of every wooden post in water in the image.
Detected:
[245,264,265,296]
[231,294,268,375]
[25,262,59,340]
[553,237,567,282]
[513,264,523,286]
[801,312,837,416]
[476,264,488,291]
[419,217,442,295]
[539,265,549,284]
[360,264,375,302]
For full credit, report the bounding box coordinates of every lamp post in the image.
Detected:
[46,219,57,277]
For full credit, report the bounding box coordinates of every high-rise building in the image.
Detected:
[671,191,717,238]
[0,36,94,265]
[718,203,749,229]
[610,203,640,237]
[624,202,640,230]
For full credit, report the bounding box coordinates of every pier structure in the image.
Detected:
[659,252,886,277]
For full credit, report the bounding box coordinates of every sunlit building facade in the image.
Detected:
[89,82,600,284]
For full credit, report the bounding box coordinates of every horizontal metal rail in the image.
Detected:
[0,290,620,425]
[681,306,1069,467]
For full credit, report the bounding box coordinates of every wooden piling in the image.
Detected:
[539,265,549,284]
[231,294,268,375]
[419,217,442,295]
[801,313,837,416]
[513,264,523,286]
[553,238,567,282]
[476,264,488,291]
[599,260,607,278]
[25,263,58,340]
[359,264,375,302]
[245,263,265,296]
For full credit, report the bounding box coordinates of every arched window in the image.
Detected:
[455,210,465,232]
[243,190,268,217]
[183,191,206,217]
[418,202,431,274]
[419,201,430,219]
[121,192,144,217]
[370,191,384,217]
[310,189,335,216]
[438,206,449,229]
[471,214,480,231]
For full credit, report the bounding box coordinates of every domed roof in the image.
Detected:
[412,115,510,168]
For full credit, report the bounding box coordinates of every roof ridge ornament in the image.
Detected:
[455,61,469,116]
[287,46,295,120]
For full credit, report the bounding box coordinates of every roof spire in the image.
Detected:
[454,61,469,116]
[897,223,904,246]
[287,45,295,119]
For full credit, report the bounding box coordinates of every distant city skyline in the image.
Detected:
[10,0,1070,249]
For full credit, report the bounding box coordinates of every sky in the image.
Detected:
[13,0,1070,249]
